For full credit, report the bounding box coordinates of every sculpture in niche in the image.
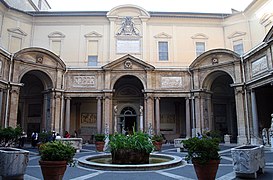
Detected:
[117,16,139,36]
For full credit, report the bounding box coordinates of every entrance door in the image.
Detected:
[120,106,137,134]
[124,116,137,134]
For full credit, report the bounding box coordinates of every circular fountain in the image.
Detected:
[78,153,184,171]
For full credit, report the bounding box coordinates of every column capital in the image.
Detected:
[154,97,160,100]
[96,96,102,100]
[65,96,71,100]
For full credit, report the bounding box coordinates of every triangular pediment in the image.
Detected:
[154,32,172,39]
[102,54,154,71]
[263,25,273,42]
[84,31,102,38]
[7,28,27,36]
[191,33,208,39]
[228,31,246,39]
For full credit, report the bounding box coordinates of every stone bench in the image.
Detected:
[56,138,83,152]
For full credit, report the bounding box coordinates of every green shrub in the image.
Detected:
[109,132,154,154]
[39,141,76,165]
[151,134,164,142]
[182,137,220,165]
[94,134,105,142]
[0,126,22,147]
[39,131,52,143]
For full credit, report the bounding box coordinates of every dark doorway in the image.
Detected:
[124,116,137,134]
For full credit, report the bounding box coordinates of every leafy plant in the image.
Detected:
[39,141,76,165]
[151,134,164,142]
[0,126,22,147]
[109,132,154,154]
[39,131,52,143]
[94,134,105,142]
[182,137,220,165]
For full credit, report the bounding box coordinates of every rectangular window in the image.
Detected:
[51,40,61,56]
[9,36,22,53]
[88,56,98,66]
[87,40,98,66]
[196,42,205,57]
[233,41,244,55]
[158,41,168,61]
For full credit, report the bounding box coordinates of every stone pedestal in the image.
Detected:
[231,145,265,179]
[174,138,186,149]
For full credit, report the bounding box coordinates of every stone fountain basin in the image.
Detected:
[77,153,184,171]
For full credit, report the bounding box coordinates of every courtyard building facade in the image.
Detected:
[0,0,272,144]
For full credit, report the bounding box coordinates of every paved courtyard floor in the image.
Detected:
[23,143,273,180]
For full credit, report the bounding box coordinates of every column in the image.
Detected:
[8,88,20,128]
[195,95,201,134]
[96,96,102,134]
[103,93,112,134]
[235,87,248,144]
[53,92,62,133]
[145,94,154,133]
[65,97,71,133]
[251,90,259,144]
[155,97,160,134]
[185,97,191,138]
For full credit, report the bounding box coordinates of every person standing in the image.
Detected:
[19,131,27,148]
[64,131,71,138]
[31,131,38,147]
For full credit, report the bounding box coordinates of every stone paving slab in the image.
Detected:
[21,144,273,180]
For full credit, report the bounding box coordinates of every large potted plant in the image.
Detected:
[39,141,75,180]
[151,134,164,151]
[0,126,29,179]
[182,136,221,180]
[109,132,154,164]
[94,134,105,152]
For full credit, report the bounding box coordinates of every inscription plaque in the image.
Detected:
[116,40,140,54]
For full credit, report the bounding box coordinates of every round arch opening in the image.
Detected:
[203,71,238,143]
[113,75,144,134]
[17,70,53,140]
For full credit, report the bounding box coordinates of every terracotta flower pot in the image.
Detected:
[192,159,220,180]
[39,160,67,180]
[95,141,105,152]
[153,141,163,151]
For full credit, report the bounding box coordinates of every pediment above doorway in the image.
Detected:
[102,54,154,71]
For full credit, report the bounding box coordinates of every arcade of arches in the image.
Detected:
[1,47,272,145]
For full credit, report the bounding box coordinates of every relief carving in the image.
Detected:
[73,76,96,87]
[81,113,97,124]
[161,77,182,88]
[252,56,268,76]
[117,16,139,36]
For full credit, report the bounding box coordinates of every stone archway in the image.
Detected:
[113,75,144,133]
[204,71,238,143]
[18,70,53,139]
